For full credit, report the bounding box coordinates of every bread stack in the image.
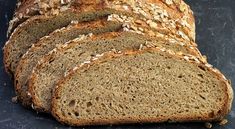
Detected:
[3,0,233,126]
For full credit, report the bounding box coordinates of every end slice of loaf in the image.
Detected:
[51,48,233,126]
[28,32,200,112]
[14,18,123,107]
[7,0,39,36]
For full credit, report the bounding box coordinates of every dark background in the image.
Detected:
[0,0,234,129]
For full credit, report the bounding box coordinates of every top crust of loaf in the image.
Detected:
[51,47,233,126]
[10,0,195,41]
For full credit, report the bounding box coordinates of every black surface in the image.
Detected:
[0,0,234,129]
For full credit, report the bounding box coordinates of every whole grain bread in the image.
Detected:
[14,18,123,107]
[8,0,195,41]
[28,32,201,112]
[2,0,234,127]
[51,48,233,126]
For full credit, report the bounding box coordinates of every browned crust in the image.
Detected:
[51,48,233,126]
[15,0,37,15]
[14,18,122,107]
[10,0,195,40]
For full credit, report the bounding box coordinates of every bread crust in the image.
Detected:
[9,0,195,40]
[51,47,233,126]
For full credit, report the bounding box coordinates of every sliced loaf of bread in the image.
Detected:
[28,32,201,112]
[14,18,123,107]
[51,48,233,126]
[14,14,201,107]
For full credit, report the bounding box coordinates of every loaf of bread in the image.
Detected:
[3,0,233,127]
[51,48,233,126]
[15,13,202,107]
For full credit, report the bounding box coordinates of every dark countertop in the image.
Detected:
[0,0,234,129]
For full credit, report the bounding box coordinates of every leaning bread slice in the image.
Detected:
[14,18,123,107]
[28,32,201,112]
[4,0,196,76]
[51,48,233,126]
[8,0,195,40]
[7,0,39,36]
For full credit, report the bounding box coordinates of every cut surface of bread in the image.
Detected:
[9,0,195,40]
[51,48,233,126]
[14,19,123,107]
[29,32,200,112]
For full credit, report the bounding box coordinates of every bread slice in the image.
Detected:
[7,0,39,36]
[8,0,195,40]
[14,18,123,107]
[28,32,201,113]
[51,48,233,126]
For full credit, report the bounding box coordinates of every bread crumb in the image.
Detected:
[27,92,32,97]
[205,122,212,129]
[202,55,207,63]
[139,44,143,50]
[71,20,79,24]
[165,0,173,5]
[31,104,35,109]
[135,19,144,25]
[12,96,18,103]
[179,3,187,12]
[147,20,158,29]
[219,119,228,125]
